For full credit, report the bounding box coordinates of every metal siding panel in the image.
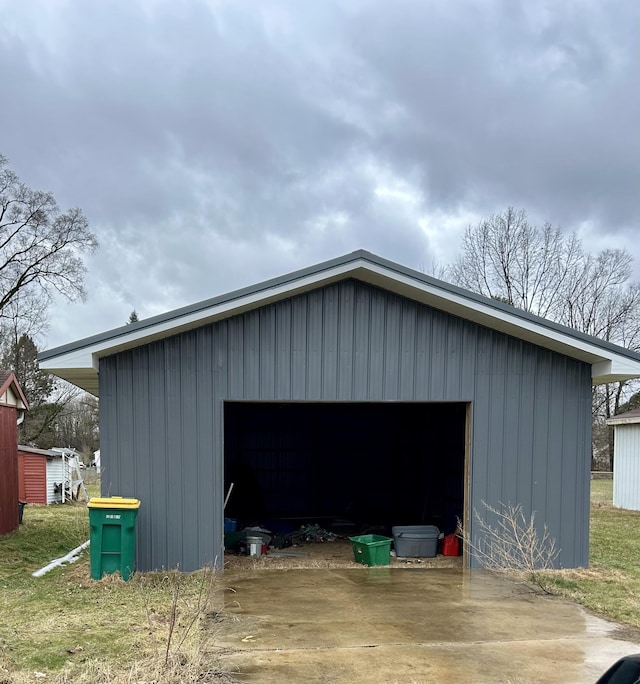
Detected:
[17,453,25,501]
[0,407,18,534]
[560,359,588,565]
[213,322,229,403]
[486,334,506,506]
[368,289,385,398]
[165,337,184,567]
[243,310,260,398]
[444,316,463,400]
[147,343,168,571]
[516,346,536,512]
[471,327,494,523]
[531,349,551,518]
[275,301,292,400]
[399,301,417,399]
[22,454,46,504]
[383,295,400,399]
[227,318,243,398]
[429,311,447,399]
[98,357,115,496]
[414,310,431,400]
[575,365,592,566]
[47,458,63,504]
[180,331,201,571]
[290,296,307,399]
[352,283,370,400]
[470,370,490,529]
[460,321,476,399]
[114,354,134,497]
[195,327,216,566]
[260,308,276,399]
[545,355,566,546]
[322,285,338,399]
[501,339,522,500]
[131,347,151,567]
[306,290,323,400]
[210,324,227,565]
[337,282,355,400]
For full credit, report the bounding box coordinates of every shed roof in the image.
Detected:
[39,250,640,395]
[18,445,60,457]
[607,408,640,426]
[0,370,29,410]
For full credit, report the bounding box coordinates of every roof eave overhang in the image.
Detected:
[39,255,640,395]
[606,414,640,426]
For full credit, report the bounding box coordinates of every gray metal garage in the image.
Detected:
[39,251,640,571]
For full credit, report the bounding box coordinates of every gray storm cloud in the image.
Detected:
[0,0,637,347]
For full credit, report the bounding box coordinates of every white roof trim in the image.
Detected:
[39,252,640,395]
[607,415,640,426]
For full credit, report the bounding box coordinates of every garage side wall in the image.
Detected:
[99,280,592,571]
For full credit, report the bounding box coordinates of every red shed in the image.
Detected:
[0,371,29,535]
[18,446,61,505]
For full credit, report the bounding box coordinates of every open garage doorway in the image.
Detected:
[224,402,469,539]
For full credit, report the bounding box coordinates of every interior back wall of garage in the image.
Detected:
[224,401,466,533]
[99,279,593,572]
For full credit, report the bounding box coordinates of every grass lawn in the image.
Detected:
[0,483,228,684]
[544,479,640,628]
[0,478,638,682]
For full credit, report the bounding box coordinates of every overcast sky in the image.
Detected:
[1,0,638,350]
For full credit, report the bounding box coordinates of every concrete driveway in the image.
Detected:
[216,567,640,684]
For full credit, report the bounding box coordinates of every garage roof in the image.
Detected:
[39,250,640,395]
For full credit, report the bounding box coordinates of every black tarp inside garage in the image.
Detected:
[224,401,467,536]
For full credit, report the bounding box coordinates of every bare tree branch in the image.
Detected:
[447,208,640,470]
[0,154,98,315]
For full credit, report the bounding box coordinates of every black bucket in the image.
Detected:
[18,501,26,524]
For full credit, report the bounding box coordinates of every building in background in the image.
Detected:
[0,371,28,535]
[607,409,640,511]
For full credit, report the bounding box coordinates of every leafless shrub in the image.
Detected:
[460,501,560,593]
[137,565,232,681]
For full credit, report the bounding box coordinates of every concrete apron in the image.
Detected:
[216,568,640,684]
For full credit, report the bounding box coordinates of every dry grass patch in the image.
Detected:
[0,501,236,683]
[541,479,640,628]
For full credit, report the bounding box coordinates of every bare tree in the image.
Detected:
[0,154,97,313]
[459,501,559,593]
[448,208,640,469]
[448,208,583,318]
[0,287,50,341]
[52,392,99,456]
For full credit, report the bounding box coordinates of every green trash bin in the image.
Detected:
[88,496,141,581]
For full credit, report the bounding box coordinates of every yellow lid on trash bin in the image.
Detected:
[88,496,141,509]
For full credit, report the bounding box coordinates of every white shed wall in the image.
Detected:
[613,423,640,511]
[46,458,64,504]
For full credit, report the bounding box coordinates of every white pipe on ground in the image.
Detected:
[32,540,91,577]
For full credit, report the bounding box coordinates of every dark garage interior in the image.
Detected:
[224,401,467,537]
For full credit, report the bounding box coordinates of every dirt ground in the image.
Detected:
[223,538,464,570]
